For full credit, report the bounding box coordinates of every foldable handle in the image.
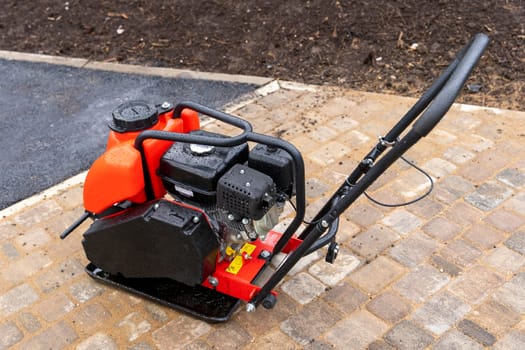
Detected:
[412,33,489,136]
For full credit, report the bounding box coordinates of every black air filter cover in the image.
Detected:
[217,164,276,220]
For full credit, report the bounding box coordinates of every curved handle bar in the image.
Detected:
[173,101,253,132]
[412,33,489,136]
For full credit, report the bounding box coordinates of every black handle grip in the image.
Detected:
[412,33,489,136]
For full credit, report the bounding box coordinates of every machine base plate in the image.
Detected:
[86,263,241,322]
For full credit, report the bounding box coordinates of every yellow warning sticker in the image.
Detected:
[226,255,244,275]
[241,243,256,255]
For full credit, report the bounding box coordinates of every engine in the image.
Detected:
[81,123,295,287]
[158,130,294,260]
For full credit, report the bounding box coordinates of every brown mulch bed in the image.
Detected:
[1,0,524,110]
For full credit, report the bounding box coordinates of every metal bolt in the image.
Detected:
[161,101,170,109]
[245,182,251,187]
[192,216,200,224]
[208,276,219,287]
[153,203,160,210]
[241,217,250,225]
[239,169,245,174]
[260,250,271,259]
[321,220,329,228]
[246,303,256,313]
[227,214,235,221]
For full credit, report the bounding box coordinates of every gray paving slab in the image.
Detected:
[0,59,257,209]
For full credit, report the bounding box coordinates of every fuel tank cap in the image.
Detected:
[109,100,159,132]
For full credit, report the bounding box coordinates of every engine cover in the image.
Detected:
[82,200,218,286]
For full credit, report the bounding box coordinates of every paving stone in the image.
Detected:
[494,272,525,314]
[430,255,462,277]
[443,146,475,164]
[308,250,360,286]
[322,282,368,315]
[423,158,456,179]
[406,198,444,219]
[443,201,483,227]
[439,239,481,268]
[271,251,322,277]
[460,134,493,153]
[422,216,462,241]
[389,231,439,267]
[367,340,395,350]
[465,180,514,211]
[380,209,422,235]
[493,330,525,350]
[144,302,169,323]
[281,301,342,345]
[14,227,51,251]
[250,330,299,350]
[349,224,400,260]
[433,329,483,350]
[412,291,470,335]
[0,321,23,350]
[497,168,525,188]
[344,203,384,228]
[76,332,118,350]
[305,178,330,198]
[482,245,525,275]
[71,302,112,335]
[505,231,525,255]
[55,185,83,210]
[0,221,17,242]
[35,292,75,322]
[152,315,211,350]
[485,209,525,232]
[319,95,359,118]
[462,223,506,249]
[128,342,156,350]
[366,290,411,323]
[393,265,450,303]
[18,321,78,350]
[303,339,336,350]
[0,251,52,284]
[182,340,214,350]
[503,191,525,213]
[384,320,434,350]
[457,319,496,346]
[310,125,338,143]
[281,272,326,305]
[18,312,41,333]
[1,242,19,260]
[348,256,404,295]
[326,113,359,132]
[324,310,388,349]
[307,141,351,166]
[434,175,476,203]
[448,265,504,304]
[12,199,63,228]
[205,320,253,350]
[470,298,521,335]
[35,258,84,293]
[0,283,39,317]
[117,312,152,342]
[69,279,105,303]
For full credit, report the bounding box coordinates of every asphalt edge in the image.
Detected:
[0,50,273,86]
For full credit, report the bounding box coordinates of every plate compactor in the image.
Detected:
[61,34,488,322]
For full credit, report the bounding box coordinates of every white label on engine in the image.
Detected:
[175,185,194,198]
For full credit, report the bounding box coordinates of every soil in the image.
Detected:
[1,1,524,110]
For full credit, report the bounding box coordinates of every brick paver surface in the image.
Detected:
[1,83,524,349]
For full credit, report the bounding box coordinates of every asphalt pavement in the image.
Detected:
[0,58,258,209]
